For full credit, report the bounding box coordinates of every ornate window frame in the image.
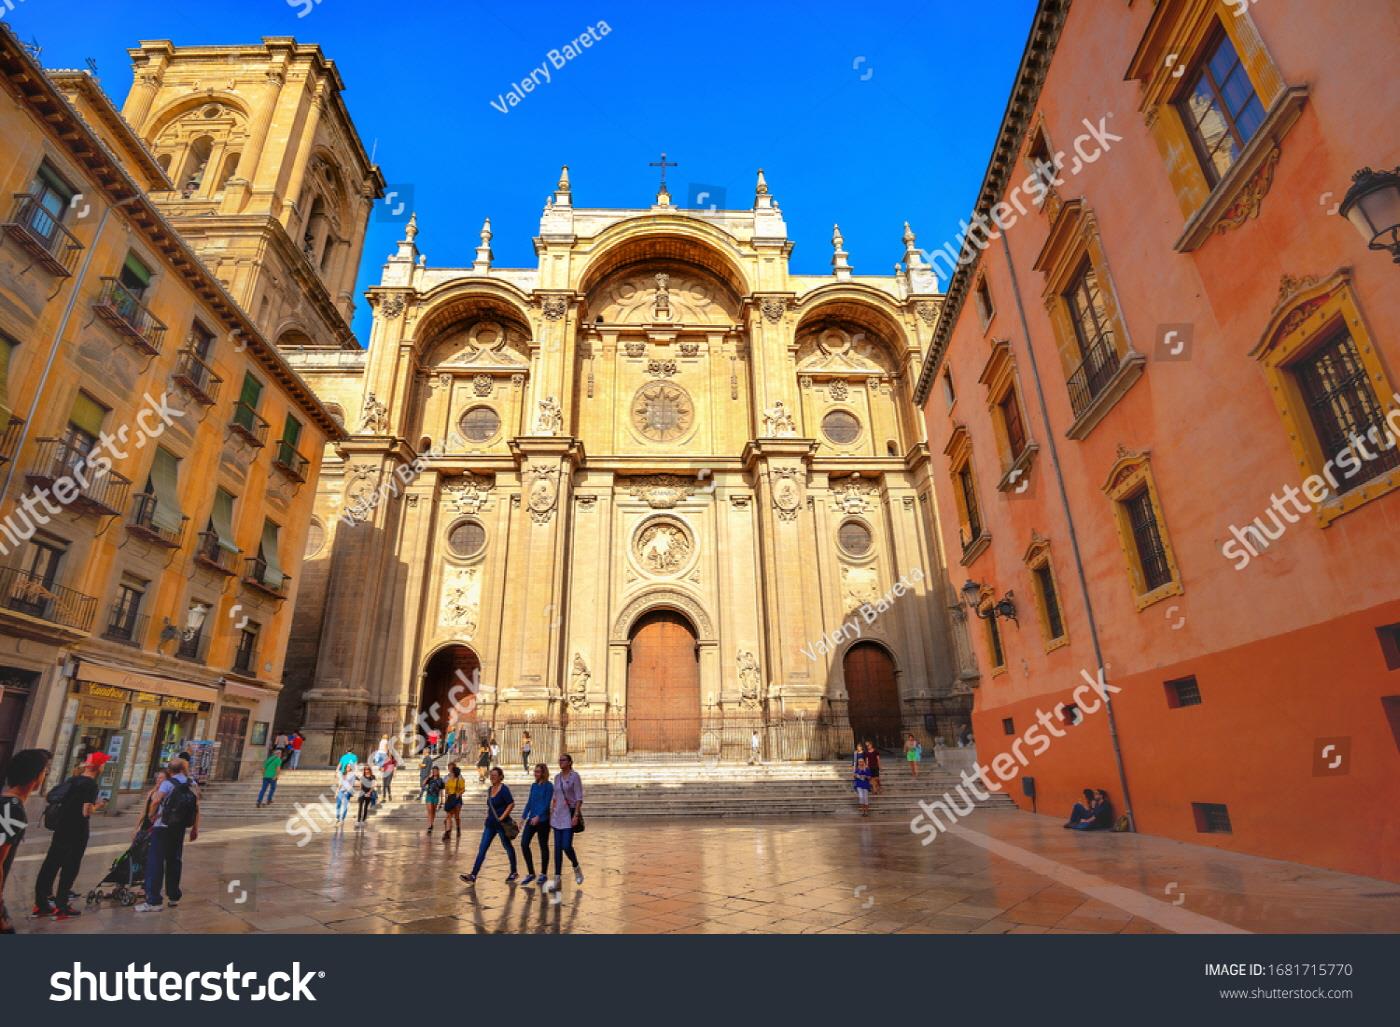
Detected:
[1101,448,1183,610]
[1023,532,1068,652]
[976,584,1007,677]
[836,516,877,561]
[1022,114,1062,221]
[457,403,503,446]
[1125,0,1308,251]
[1250,268,1400,526]
[444,517,487,561]
[979,338,1040,492]
[943,424,989,566]
[1034,201,1146,439]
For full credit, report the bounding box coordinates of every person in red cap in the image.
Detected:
[32,751,107,920]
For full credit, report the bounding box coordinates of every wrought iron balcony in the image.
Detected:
[232,640,258,676]
[1066,340,1122,419]
[242,556,290,599]
[0,415,24,464]
[272,439,309,482]
[102,610,149,647]
[126,492,187,548]
[25,437,132,517]
[93,277,166,355]
[0,193,83,276]
[173,346,223,406]
[175,622,210,662]
[0,564,96,632]
[194,530,240,575]
[229,401,269,447]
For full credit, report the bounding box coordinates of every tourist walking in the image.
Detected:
[854,756,873,816]
[520,731,533,773]
[543,753,583,893]
[289,730,305,769]
[489,735,500,769]
[356,766,377,826]
[863,741,882,794]
[422,766,445,833]
[135,757,200,913]
[335,763,358,825]
[337,748,358,777]
[256,747,282,806]
[427,728,441,756]
[445,727,458,759]
[0,749,50,934]
[519,763,552,886]
[749,728,761,765]
[382,752,397,800]
[33,752,107,920]
[475,741,491,783]
[417,750,434,798]
[441,762,466,838]
[459,767,517,883]
[904,734,922,778]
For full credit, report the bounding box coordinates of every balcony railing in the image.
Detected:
[272,439,309,482]
[102,610,149,647]
[232,642,258,676]
[229,402,269,447]
[25,437,132,517]
[126,492,187,548]
[0,564,97,632]
[176,623,210,662]
[0,415,24,464]
[173,346,223,406]
[1066,340,1122,419]
[0,194,83,276]
[194,531,240,575]
[93,277,166,355]
[242,556,290,599]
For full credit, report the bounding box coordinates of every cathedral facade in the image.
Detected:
[282,170,977,764]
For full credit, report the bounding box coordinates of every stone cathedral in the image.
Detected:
[283,168,976,763]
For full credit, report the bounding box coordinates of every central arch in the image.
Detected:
[421,644,480,742]
[844,641,902,750]
[627,609,701,754]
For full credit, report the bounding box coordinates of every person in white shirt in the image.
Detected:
[749,730,761,765]
[335,766,359,825]
[543,754,584,893]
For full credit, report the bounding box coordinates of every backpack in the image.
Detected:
[41,777,76,831]
[159,779,199,830]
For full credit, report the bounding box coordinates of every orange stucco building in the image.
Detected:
[915,0,1399,880]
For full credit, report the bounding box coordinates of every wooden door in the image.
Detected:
[627,610,700,752]
[844,643,902,750]
[213,707,249,781]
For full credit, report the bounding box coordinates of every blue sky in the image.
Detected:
[7,0,1035,341]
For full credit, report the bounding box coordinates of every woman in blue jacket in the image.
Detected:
[519,763,553,886]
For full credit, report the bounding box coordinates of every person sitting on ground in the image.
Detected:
[1063,788,1098,828]
[1069,789,1115,831]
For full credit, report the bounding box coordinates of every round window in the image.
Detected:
[459,406,500,443]
[838,520,873,557]
[822,409,861,445]
[447,520,486,558]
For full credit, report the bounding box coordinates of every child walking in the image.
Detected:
[854,756,873,816]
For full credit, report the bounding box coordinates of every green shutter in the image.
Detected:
[0,335,14,425]
[122,253,152,288]
[259,520,284,589]
[69,392,107,437]
[281,415,302,446]
[149,447,183,533]
[239,372,263,409]
[211,488,238,552]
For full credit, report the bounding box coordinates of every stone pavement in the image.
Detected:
[8,807,1398,934]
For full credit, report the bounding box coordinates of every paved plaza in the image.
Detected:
[9,807,1398,935]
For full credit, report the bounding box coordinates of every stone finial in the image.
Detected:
[557,165,570,191]
[756,168,768,195]
[481,216,493,244]
[473,216,494,272]
[754,167,775,210]
[903,220,928,268]
[553,165,572,207]
[903,221,916,247]
[404,211,418,242]
[831,223,852,279]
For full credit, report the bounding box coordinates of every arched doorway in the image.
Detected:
[421,645,481,744]
[627,610,700,753]
[844,642,902,750]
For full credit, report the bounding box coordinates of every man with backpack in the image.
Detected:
[135,757,199,913]
[33,752,107,920]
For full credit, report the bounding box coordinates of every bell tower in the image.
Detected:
[122,37,385,349]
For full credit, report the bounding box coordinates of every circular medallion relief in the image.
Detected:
[632,382,694,442]
[447,519,487,558]
[634,517,694,575]
[822,409,862,445]
[458,405,501,443]
[838,519,873,557]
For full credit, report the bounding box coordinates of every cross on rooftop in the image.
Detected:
[648,151,678,192]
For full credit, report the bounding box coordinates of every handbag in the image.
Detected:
[560,776,585,834]
[490,788,520,840]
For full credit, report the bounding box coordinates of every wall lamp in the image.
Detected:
[960,579,1017,623]
[1339,166,1400,265]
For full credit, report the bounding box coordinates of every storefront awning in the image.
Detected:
[222,680,279,701]
[76,661,219,704]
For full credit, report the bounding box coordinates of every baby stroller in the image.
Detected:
[86,827,150,908]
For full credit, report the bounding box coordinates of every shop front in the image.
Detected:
[50,662,216,795]
[0,665,40,770]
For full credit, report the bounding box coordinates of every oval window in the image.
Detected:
[459,406,500,443]
[838,520,873,557]
[822,410,861,445]
[447,520,486,558]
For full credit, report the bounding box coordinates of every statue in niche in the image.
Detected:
[535,395,563,434]
[569,653,591,709]
[360,392,388,433]
[652,272,672,321]
[737,649,762,708]
[763,400,797,437]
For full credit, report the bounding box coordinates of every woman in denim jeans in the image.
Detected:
[518,763,553,886]
[543,754,583,893]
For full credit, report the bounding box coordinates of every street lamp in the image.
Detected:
[1339,166,1400,264]
[960,579,1017,623]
